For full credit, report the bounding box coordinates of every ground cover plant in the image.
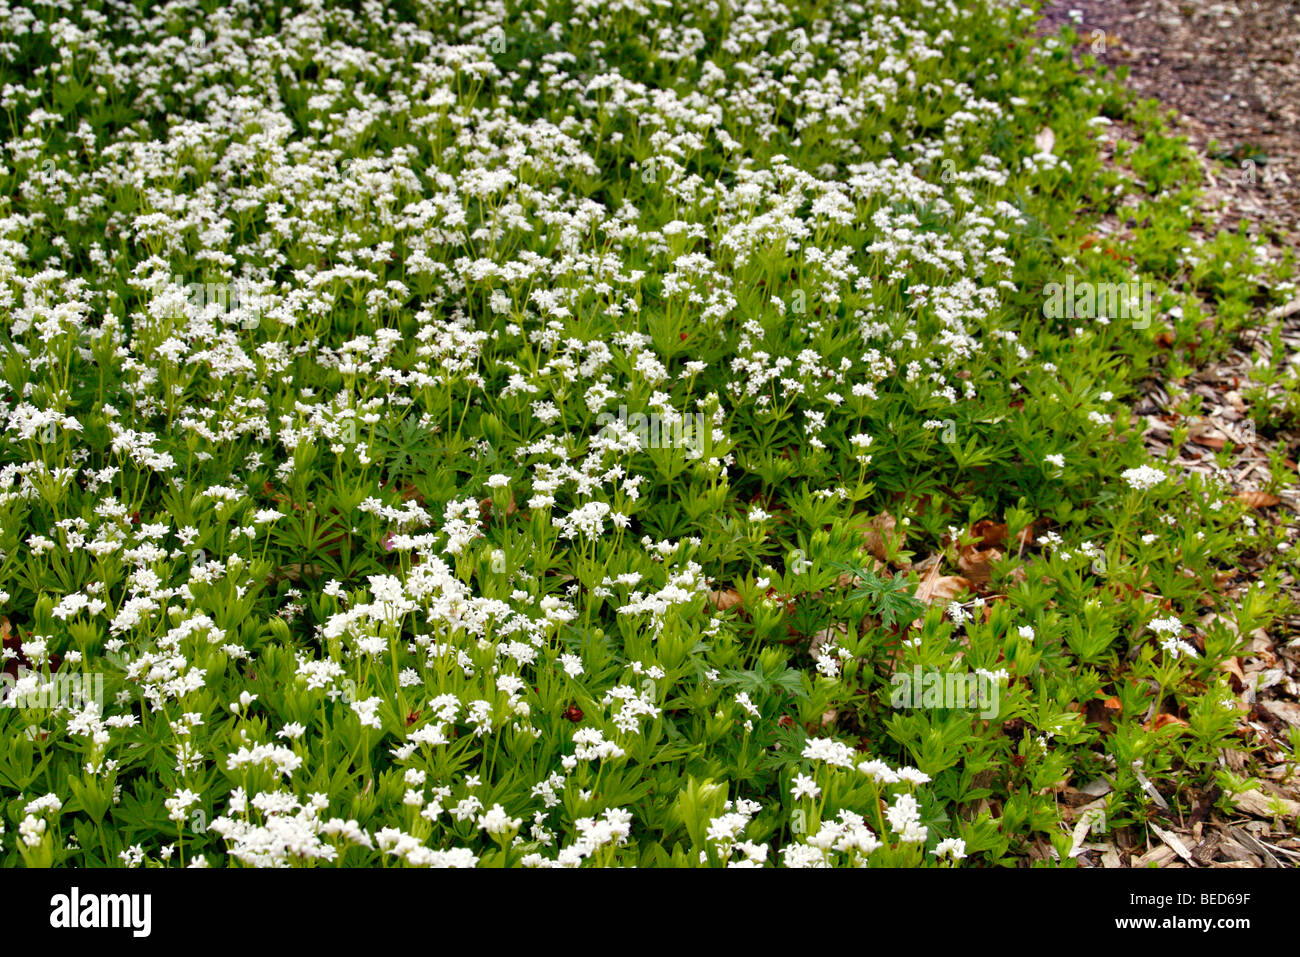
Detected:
[0,0,1296,868]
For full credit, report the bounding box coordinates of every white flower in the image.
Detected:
[802,738,857,768]
[1148,616,1183,636]
[478,804,522,836]
[165,789,200,823]
[933,837,967,860]
[1149,616,1198,658]
[1122,466,1166,491]
[19,815,46,847]
[790,774,821,801]
[351,696,384,729]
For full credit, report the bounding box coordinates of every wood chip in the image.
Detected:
[1149,821,1196,866]
[1233,783,1300,823]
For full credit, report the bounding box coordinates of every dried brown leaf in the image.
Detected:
[915,572,972,605]
[860,513,901,562]
[957,545,1002,587]
[1236,490,1281,508]
[708,589,743,612]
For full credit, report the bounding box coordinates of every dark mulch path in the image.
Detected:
[1038,0,1300,247]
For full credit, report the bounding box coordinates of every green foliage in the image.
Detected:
[0,0,1290,870]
